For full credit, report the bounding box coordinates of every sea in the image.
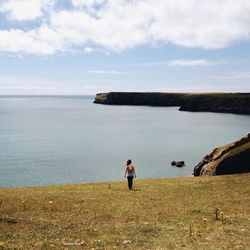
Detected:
[0,95,249,187]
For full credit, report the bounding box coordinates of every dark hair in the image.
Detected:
[127,159,132,166]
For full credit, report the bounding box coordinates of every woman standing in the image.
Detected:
[124,159,136,190]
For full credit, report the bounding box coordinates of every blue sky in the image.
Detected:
[0,0,250,95]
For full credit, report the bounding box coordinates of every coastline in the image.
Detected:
[0,175,194,189]
[94,92,250,115]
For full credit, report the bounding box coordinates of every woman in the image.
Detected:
[124,159,136,190]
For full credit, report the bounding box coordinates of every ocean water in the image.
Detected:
[0,96,249,187]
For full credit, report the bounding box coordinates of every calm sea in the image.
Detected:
[0,96,249,187]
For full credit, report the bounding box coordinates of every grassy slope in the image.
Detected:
[1,175,250,249]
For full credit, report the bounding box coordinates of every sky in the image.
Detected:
[0,0,250,95]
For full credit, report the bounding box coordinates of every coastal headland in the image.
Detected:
[94,92,250,114]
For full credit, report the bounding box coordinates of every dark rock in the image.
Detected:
[94,92,250,115]
[94,92,187,106]
[171,161,185,167]
[179,93,250,114]
[194,133,250,176]
[176,161,185,167]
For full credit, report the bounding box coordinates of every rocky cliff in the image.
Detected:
[94,92,250,114]
[94,92,187,106]
[193,133,250,176]
[179,93,250,114]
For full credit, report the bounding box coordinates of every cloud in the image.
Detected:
[127,61,164,66]
[84,46,94,53]
[0,0,250,55]
[168,59,223,66]
[127,59,223,67]
[0,0,55,21]
[71,0,106,8]
[87,70,123,74]
[0,27,63,55]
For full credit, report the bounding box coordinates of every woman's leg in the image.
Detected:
[127,177,133,189]
[130,176,133,189]
[127,177,130,189]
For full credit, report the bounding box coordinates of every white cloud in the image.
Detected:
[127,61,164,66]
[0,0,250,55]
[84,46,94,53]
[0,27,62,55]
[168,59,223,66]
[87,70,123,74]
[128,59,223,67]
[0,0,55,21]
[71,0,106,8]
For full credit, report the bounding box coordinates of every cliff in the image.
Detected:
[94,92,187,106]
[179,93,250,114]
[193,133,250,176]
[94,92,250,114]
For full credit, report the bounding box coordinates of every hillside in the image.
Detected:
[94,92,250,114]
[1,175,250,249]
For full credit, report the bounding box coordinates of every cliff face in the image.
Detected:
[94,92,250,114]
[179,93,250,114]
[94,92,187,106]
[194,133,250,176]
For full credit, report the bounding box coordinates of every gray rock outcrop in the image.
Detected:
[194,133,250,176]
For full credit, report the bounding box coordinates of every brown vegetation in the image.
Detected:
[1,174,250,249]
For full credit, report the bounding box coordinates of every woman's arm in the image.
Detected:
[124,166,128,177]
[133,166,136,178]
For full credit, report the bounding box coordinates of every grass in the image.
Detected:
[1,174,250,249]
[229,142,250,156]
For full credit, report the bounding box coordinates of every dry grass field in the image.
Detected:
[1,174,250,249]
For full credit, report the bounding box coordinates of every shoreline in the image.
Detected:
[0,173,248,190]
[0,175,195,190]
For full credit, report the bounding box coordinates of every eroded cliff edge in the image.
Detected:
[94,92,250,114]
[194,133,250,176]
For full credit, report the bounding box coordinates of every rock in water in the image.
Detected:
[176,161,185,167]
[194,133,250,176]
[171,161,185,167]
